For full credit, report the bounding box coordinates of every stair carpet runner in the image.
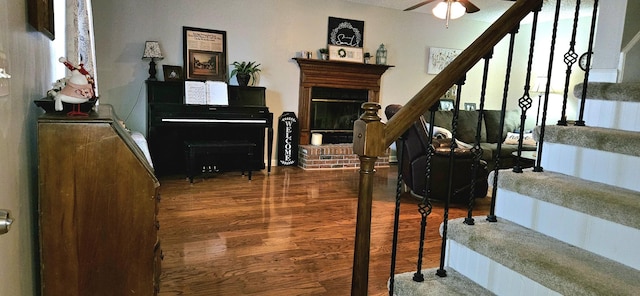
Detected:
[392,82,640,295]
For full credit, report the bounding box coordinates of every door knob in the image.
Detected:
[0,209,14,235]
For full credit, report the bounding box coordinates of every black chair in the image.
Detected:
[385,104,488,202]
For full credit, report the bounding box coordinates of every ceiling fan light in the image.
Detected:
[432,2,449,20]
[449,2,466,19]
[432,1,466,20]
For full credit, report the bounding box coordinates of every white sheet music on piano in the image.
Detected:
[206,81,228,105]
[184,81,229,105]
[184,81,207,105]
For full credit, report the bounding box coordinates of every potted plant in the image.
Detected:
[230,61,261,86]
[319,48,329,60]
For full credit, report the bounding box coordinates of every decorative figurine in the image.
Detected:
[54,57,95,115]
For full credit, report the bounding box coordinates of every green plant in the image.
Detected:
[229,61,261,85]
[319,48,328,54]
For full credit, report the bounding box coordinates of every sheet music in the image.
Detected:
[184,81,206,105]
[206,81,229,105]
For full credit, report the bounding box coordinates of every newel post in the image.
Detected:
[351,102,386,296]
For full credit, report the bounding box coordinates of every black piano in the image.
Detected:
[146,81,273,177]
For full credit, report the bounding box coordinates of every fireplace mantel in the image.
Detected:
[294,58,393,144]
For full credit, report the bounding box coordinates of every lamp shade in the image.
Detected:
[142,41,163,59]
[432,1,466,20]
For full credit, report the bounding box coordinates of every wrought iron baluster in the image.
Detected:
[575,0,599,127]
[465,49,493,225]
[513,5,541,174]
[557,0,583,126]
[412,103,437,283]
[487,25,519,223]
[387,137,404,295]
[535,0,563,173]
[436,76,465,278]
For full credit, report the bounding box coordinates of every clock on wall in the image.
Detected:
[579,52,593,71]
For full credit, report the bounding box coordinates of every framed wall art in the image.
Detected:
[327,17,364,48]
[27,0,55,40]
[428,47,462,74]
[183,27,227,81]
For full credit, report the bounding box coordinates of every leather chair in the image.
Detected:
[385,104,489,203]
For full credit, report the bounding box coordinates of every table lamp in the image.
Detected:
[142,41,163,81]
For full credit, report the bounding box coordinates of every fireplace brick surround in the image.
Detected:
[298,143,389,169]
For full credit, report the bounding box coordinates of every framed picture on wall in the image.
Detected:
[27,0,55,40]
[327,17,364,48]
[428,47,462,74]
[183,26,227,81]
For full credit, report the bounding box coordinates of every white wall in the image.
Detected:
[0,0,59,294]
[91,0,527,134]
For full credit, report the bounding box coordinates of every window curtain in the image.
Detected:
[66,0,98,97]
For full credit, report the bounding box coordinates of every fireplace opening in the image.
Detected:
[310,87,368,144]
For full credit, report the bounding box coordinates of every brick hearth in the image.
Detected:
[298,143,389,170]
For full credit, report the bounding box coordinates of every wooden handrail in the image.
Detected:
[351,1,543,295]
[383,0,543,148]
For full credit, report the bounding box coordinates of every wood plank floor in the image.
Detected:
[157,165,491,295]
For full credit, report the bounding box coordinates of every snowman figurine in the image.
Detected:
[54,57,95,115]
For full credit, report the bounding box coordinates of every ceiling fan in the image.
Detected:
[405,0,516,27]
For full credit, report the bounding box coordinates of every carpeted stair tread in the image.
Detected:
[540,125,640,157]
[574,82,640,102]
[448,217,640,295]
[391,267,495,295]
[494,170,640,230]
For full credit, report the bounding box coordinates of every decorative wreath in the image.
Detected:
[338,48,347,58]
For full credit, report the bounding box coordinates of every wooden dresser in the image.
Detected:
[37,105,161,295]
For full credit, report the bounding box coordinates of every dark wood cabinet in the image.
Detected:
[37,105,160,295]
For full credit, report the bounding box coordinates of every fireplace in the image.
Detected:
[310,87,368,143]
[294,58,393,145]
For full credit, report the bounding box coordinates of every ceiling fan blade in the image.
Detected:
[458,0,480,13]
[404,0,437,11]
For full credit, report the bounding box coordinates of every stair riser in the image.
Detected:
[583,99,640,132]
[541,143,640,192]
[446,240,561,296]
[495,188,640,270]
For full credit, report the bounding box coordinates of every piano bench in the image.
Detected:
[184,140,257,183]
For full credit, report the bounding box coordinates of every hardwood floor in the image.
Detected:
[157,165,491,295]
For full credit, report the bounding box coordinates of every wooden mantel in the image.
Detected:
[294,58,393,145]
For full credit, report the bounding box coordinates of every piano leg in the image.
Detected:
[267,123,273,174]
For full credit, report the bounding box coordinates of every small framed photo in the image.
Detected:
[163,65,183,81]
[439,99,455,111]
[183,26,227,81]
[328,45,363,63]
[464,102,476,111]
[27,0,55,40]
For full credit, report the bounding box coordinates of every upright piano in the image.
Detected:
[146,81,273,177]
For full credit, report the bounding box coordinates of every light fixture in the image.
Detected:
[142,41,164,81]
[432,0,466,28]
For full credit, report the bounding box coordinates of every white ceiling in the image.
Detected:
[343,0,595,23]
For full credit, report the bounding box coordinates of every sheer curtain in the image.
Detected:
[66,0,98,97]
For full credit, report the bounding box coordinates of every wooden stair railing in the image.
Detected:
[350,0,544,294]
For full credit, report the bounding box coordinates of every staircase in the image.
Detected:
[392,82,640,295]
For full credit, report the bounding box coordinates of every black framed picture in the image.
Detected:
[464,102,476,111]
[439,99,455,111]
[163,65,183,81]
[327,17,364,48]
[183,26,227,81]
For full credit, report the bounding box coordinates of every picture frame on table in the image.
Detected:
[439,99,455,111]
[464,102,477,111]
[27,0,55,40]
[163,65,183,81]
[183,26,227,81]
